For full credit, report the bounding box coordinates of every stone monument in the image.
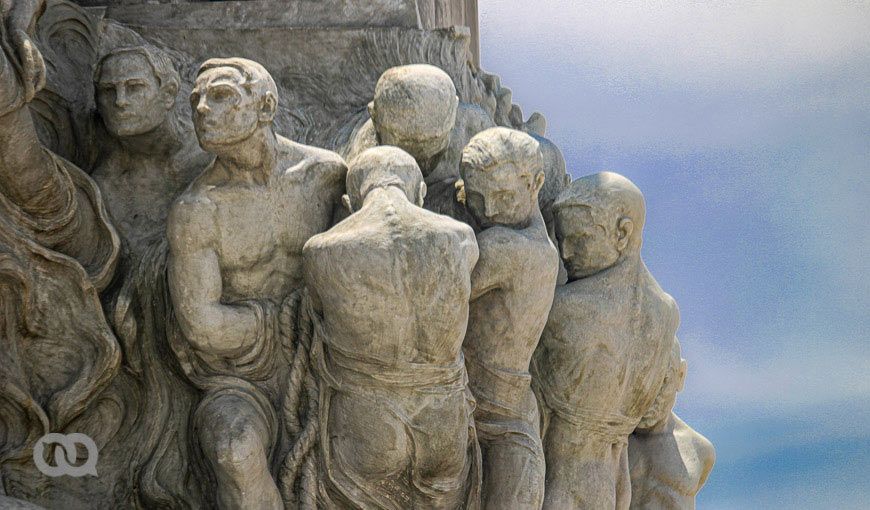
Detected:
[0,1,714,509]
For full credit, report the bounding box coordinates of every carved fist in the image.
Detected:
[9,28,46,102]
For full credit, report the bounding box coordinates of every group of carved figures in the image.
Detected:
[0,3,713,509]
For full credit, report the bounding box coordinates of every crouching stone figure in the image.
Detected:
[459,127,559,509]
[532,172,680,509]
[629,338,716,510]
[303,146,482,509]
[167,57,346,509]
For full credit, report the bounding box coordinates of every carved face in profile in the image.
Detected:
[96,53,172,138]
[554,204,621,279]
[190,67,262,151]
[463,162,542,230]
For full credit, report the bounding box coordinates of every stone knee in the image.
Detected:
[195,392,273,478]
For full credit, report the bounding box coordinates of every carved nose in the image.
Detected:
[114,89,129,108]
[195,96,210,114]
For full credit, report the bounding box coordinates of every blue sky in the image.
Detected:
[478,1,870,507]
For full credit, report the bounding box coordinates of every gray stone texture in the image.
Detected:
[0,1,713,509]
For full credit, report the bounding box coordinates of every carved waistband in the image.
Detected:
[314,340,469,396]
[464,351,533,414]
[537,382,637,445]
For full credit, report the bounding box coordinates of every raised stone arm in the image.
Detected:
[167,199,268,357]
[2,0,46,101]
[0,11,117,285]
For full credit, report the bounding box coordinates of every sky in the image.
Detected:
[478,1,870,507]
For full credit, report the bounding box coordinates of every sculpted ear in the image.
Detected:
[161,79,179,110]
[418,181,427,207]
[447,94,459,124]
[259,92,277,123]
[533,171,545,194]
[342,194,354,214]
[454,179,465,205]
[616,217,634,251]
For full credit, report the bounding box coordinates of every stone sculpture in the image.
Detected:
[91,44,210,251]
[629,340,716,509]
[532,172,680,509]
[1,1,714,508]
[167,57,346,509]
[342,63,495,224]
[303,146,482,508]
[459,127,559,509]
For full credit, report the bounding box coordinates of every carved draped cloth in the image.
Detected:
[311,323,482,510]
[463,352,542,456]
[0,152,119,480]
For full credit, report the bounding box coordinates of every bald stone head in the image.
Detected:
[344,146,427,212]
[190,57,278,152]
[460,127,545,229]
[368,64,459,166]
[552,172,646,280]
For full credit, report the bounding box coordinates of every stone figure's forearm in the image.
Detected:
[169,246,266,357]
[0,107,71,218]
[178,301,265,357]
[3,0,46,34]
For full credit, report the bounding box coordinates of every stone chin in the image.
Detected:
[103,114,163,139]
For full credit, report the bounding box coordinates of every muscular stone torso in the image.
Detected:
[193,137,343,302]
[306,196,477,363]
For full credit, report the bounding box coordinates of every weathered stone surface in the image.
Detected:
[167,57,346,509]
[303,146,481,508]
[0,1,714,508]
[532,172,682,509]
[460,127,559,509]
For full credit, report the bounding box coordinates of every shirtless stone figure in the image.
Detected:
[342,64,494,223]
[532,172,680,509]
[92,44,210,250]
[167,58,346,509]
[459,127,559,509]
[629,339,716,510]
[303,146,482,509]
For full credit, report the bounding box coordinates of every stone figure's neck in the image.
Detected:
[115,116,183,158]
[363,186,412,208]
[213,127,278,185]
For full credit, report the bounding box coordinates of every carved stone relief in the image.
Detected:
[0,1,713,509]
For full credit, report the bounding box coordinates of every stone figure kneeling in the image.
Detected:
[532,172,680,510]
[459,127,559,509]
[167,57,346,509]
[629,339,716,510]
[303,146,482,509]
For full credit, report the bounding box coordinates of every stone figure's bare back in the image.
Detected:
[177,136,344,302]
[304,195,478,364]
[465,212,559,370]
[541,264,679,418]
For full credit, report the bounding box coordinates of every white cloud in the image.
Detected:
[481,0,870,92]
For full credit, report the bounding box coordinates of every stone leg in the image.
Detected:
[542,419,626,510]
[413,391,473,509]
[479,434,545,509]
[194,391,281,510]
